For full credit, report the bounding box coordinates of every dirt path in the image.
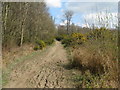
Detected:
[4,41,75,88]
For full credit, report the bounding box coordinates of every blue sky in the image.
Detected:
[45,1,118,28]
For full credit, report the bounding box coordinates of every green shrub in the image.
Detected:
[60,33,86,47]
[87,27,113,41]
[71,33,87,45]
[62,37,72,47]
[35,40,46,50]
[34,45,39,51]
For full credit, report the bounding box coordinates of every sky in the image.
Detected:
[44,0,118,28]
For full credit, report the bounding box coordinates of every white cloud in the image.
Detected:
[60,20,67,25]
[82,24,90,28]
[45,0,62,8]
[64,2,118,28]
[84,12,118,28]
[60,22,65,25]
[65,2,118,14]
[60,20,72,25]
[65,2,95,13]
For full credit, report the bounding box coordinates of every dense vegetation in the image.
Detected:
[56,27,118,88]
[2,2,56,51]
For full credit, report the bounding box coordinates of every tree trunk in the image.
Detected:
[20,3,28,46]
[3,3,8,48]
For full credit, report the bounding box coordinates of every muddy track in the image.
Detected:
[4,41,75,88]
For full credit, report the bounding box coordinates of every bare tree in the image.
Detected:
[63,10,74,34]
[20,3,29,46]
[2,2,56,50]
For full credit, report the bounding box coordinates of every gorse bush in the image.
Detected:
[87,27,115,41]
[35,40,46,50]
[72,33,84,39]
[71,33,87,45]
[34,45,40,51]
[58,33,86,47]
[34,38,55,51]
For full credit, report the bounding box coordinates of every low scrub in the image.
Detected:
[66,28,118,88]
[58,33,87,47]
[34,40,46,50]
[62,37,73,47]
[34,45,40,51]
[45,38,54,45]
[73,70,118,88]
[69,47,104,74]
[70,44,118,88]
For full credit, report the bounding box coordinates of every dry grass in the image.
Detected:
[61,29,118,88]
[3,44,34,68]
[71,42,118,88]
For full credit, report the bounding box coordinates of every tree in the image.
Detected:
[62,10,74,34]
[2,2,56,51]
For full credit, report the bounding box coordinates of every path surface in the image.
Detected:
[4,41,75,88]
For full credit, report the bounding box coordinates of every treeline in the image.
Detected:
[57,24,90,35]
[2,2,56,51]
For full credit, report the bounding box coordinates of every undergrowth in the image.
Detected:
[61,27,118,88]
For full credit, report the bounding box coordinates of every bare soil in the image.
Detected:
[4,41,75,88]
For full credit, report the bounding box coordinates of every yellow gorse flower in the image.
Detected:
[72,33,84,38]
[71,33,87,42]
